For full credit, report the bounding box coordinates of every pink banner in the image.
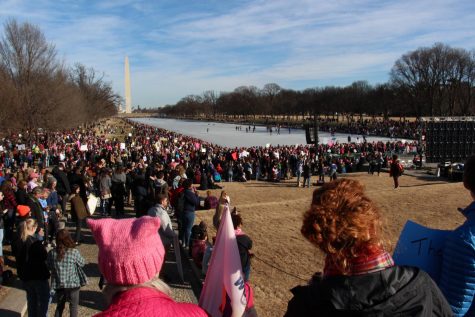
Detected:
[199,206,246,317]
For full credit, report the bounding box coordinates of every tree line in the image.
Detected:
[0,19,119,131]
[155,43,475,119]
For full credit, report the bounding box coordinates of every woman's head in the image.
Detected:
[87,216,165,286]
[55,229,76,261]
[18,180,27,190]
[1,180,13,192]
[20,219,38,241]
[301,179,383,274]
[231,208,242,230]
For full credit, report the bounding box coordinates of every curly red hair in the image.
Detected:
[301,178,383,274]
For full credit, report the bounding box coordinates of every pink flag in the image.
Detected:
[199,206,247,317]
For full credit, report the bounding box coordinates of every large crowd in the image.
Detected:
[317,117,421,139]
[0,118,471,317]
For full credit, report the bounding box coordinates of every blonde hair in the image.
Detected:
[102,274,171,306]
[19,219,38,242]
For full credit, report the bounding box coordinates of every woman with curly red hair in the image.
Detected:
[285,178,451,316]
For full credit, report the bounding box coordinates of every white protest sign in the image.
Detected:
[393,220,449,282]
[17,144,26,150]
[0,146,4,152]
[120,143,126,150]
[87,194,98,216]
[80,144,88,151]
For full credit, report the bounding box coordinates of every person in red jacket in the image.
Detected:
[87,216,208,317]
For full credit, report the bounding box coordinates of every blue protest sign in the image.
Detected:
[393,220,449,282]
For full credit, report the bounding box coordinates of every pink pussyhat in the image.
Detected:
[87,216,165,286]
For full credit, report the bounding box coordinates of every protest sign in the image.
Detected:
[393,220,449,282]
[17,144,26,150]
[120,143,126,150]
[80,144,88,151]
[0,146,4,152]
[87,194,98,216]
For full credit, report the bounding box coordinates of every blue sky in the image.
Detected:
[2,0,474,108]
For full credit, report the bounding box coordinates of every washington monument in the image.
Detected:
[124,56,132,114]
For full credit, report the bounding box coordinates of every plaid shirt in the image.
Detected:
[47,248,86,289]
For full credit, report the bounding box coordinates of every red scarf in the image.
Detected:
[324,245,394,276]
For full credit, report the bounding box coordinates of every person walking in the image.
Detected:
[389,154,403,189]
[47,229,87,317]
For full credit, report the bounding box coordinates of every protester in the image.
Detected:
[190,221,208,268]
[285,179,452,316]
[46,179,61,245]
[202,191,217,210]
[213,191,230,230]
[99,169,112,217]
[147,194,175,250]
[47,229,87,317]
[231,211,253,282]
[69,184,88,245]
[87,216,208,316]
[52,163,71,215]
[389,154,403,189]
[12,219,50,317]
[0,190,6,263]
[179,179,199,249]
[27,187,47,240]
[0,180,16,244]
[111,166,126,217]
[439,155,475,316]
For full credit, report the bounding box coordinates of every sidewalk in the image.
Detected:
[0,279,27,317]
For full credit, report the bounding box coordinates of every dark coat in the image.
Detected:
[52,167,71,195]
[70,195,88,220]
[12,235,50,281]
[183,189,199,213]
[15,188,29,205]
[27,196,45,230]
[284,266,452,317]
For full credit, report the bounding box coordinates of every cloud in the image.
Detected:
[1,0,474,107]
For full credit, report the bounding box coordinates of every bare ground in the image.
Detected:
[195,173,469,317]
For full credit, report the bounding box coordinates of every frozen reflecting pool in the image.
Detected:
[131,118,411,148]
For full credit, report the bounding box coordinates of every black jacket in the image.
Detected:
[52,167,71,195]
[12,235,50,281]
[236,234,252,271]
[15,188,28,205]
[284,266,452,317]
[27,196,45,230]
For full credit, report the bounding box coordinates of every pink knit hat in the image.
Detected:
[87,216,165,285]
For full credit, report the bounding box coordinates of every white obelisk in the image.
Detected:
[124,56,132,113]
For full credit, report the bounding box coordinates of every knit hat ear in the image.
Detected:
[87,216,165,286]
